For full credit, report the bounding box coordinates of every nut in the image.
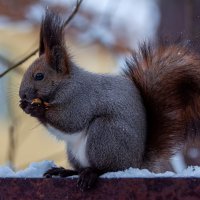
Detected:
[31,98,42,105]
[31,98,50,107]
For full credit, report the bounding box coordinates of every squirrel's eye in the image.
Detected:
[34,73,44,81]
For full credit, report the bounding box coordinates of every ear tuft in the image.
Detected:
[49,46,70,74]
[39,9,70,74]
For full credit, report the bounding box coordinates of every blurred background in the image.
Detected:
[0,0,200,172]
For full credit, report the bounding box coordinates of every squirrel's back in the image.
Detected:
[124,43,200,171]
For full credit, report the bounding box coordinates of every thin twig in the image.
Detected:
[0,54,24,74]
[64,0,83,27]
[8,125,15,170]
[0,54,13,66]
[0,49,38,78]
[0,0,83,78]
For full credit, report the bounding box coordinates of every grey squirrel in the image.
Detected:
[19,10,200,190]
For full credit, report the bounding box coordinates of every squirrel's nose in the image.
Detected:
[19,88,37,100]
[19,89,26,100]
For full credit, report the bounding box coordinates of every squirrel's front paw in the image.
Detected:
[20,99,46,118]
[30,103,46,118]
[44,167,78,178]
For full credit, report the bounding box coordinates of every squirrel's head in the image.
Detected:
[19,10,71,117]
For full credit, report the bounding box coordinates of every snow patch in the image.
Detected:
[0,161,200,178]
[0,161,56,178]
[102,168,175,178]
[103,166,200,178]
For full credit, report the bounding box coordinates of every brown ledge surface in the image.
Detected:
[0,178,200,200]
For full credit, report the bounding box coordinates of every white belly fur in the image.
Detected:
[46,124,90,168]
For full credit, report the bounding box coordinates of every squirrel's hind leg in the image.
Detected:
[44,166,102,190]
[77,167,103,191]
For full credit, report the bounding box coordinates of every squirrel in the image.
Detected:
[19,10,200,190]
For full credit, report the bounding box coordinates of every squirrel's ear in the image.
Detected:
[39,10,70,74]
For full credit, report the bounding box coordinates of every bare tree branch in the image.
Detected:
[0,54,23,74]
[0,0,83,78]
[0,49,38,78]
[64,0,83,27]
[0,54,24,75]
[7,125,15,170]
[0,54,13,66]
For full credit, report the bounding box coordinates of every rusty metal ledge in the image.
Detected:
[0,178,200,200]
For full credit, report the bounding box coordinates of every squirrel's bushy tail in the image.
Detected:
[124,43,200,168]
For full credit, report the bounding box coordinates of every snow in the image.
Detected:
[0,161,56,178]
[102,168,175,178]
[0,160,200,178]
[102,166,200,178]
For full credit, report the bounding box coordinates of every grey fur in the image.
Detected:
[20,62,146,172]
[48,65,146,171]
[19,10,146,174]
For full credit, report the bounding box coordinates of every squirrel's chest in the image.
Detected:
[46,125,90,168]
